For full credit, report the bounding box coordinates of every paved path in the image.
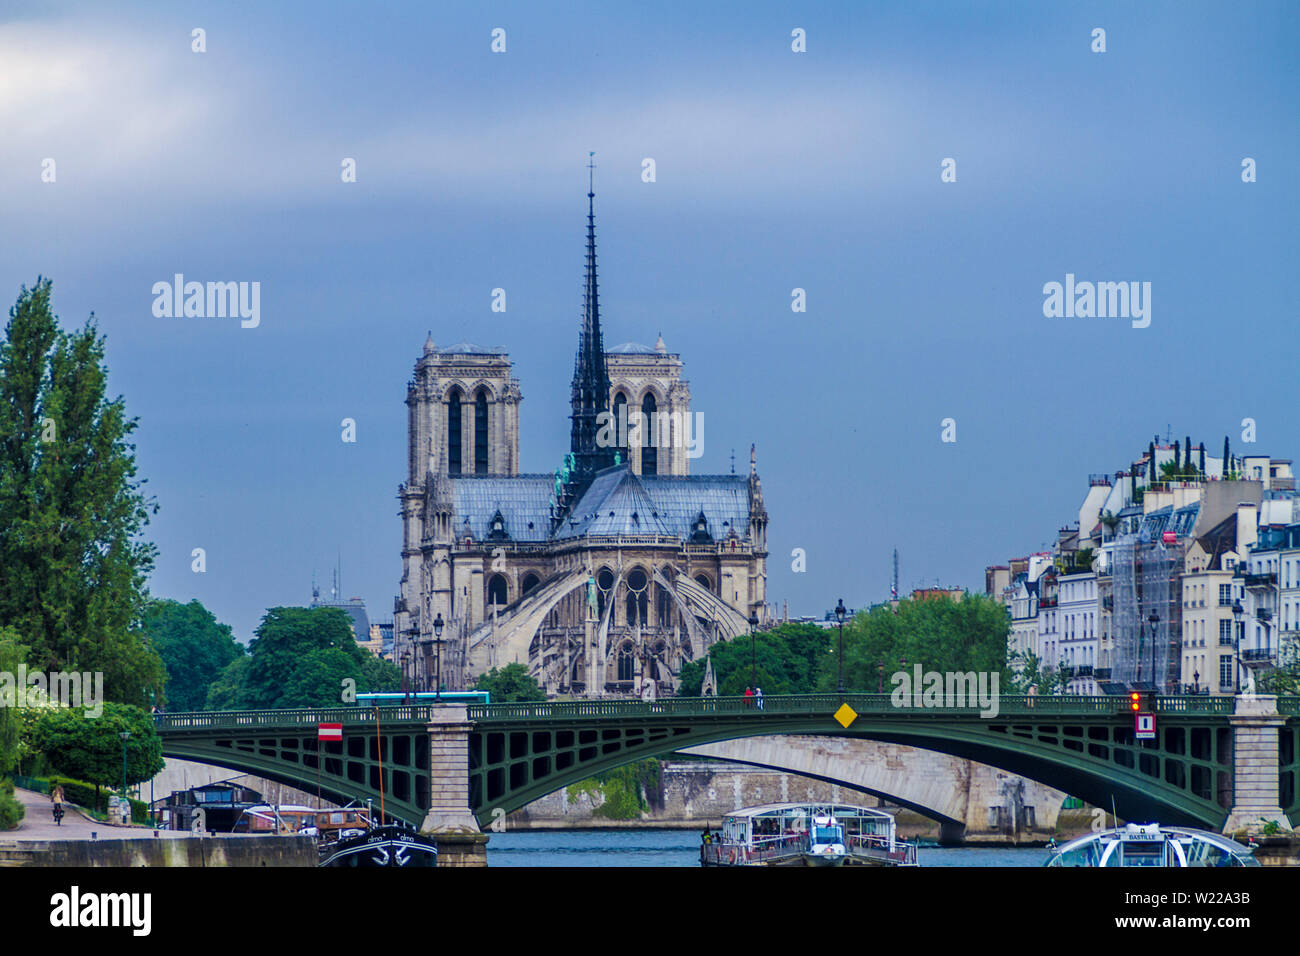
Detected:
[5,787,191,841]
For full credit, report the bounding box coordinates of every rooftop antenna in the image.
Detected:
[892,549,899,600]
[588,151,595,197]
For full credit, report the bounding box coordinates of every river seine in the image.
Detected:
[487,829,1051,866]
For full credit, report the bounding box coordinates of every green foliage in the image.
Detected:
[204,606,400,709]
[1257,664,1300,696]
[0,279,165,706]
[827,595,1012,694]
[678,623,830,697]
[1260,818,1283,836]
[473,662,545,702]
[33,702,163,790]
[567,758,660,820]
[1007,650,1071,695]
[144,599,244,711]
[0,628,27,775]
[0,778,23,829]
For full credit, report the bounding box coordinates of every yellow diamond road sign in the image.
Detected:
[834,703,857,728]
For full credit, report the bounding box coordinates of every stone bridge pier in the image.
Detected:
[1224,695,1293,836]
[420,704,488,866]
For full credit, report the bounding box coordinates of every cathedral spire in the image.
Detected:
[569,154,615,486]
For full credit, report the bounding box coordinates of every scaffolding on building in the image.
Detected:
[1109,505,1196,692]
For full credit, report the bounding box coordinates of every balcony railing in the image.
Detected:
[1241,572,1278,589]
[1241,648,1275,663]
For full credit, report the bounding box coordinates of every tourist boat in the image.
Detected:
[700,803,918,867]
[1044,823,1260,867]
[318,824,439,868]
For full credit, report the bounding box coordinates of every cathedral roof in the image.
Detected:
[607,342,658,355]
[438,342,508,355]
[446,469,753,545]
[452,475,554,542]
[554,466,673,538]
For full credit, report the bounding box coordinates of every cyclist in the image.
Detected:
[50,783,66,825]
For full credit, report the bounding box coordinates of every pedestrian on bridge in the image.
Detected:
[744,686,754,707]
[756,687,764,710]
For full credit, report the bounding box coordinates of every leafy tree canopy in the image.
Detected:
[473,662,545,702]
[0,279,163,705]
[678,623,830,697]
[144,598,245,711]
[34,701,164,790]
[205,606,400,709]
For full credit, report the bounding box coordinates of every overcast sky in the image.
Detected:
[2,1,1296,641]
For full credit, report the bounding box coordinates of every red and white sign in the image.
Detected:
[1135,713,1156,740]
[318,723,343,742]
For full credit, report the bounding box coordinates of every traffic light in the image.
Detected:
[1130,691,1142,712]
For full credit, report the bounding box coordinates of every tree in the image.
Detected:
[207,606,400,709]
[144,599,245,711]
[0,627,27,775]
[678,623,829,697]
[0,279,163,705]
[826,595,1012,695]
[474,663,545,702]
[34,701,164,791]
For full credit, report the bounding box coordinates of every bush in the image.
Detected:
[47,776,149,822]
[0,779,24,830]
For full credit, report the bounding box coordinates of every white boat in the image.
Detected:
[804,813,848,866]
[1045,823,1260,867]
[700,803,918,867]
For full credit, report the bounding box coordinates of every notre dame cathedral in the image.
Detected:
[394,182,769,698]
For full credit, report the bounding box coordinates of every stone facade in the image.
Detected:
[394,196,768,697]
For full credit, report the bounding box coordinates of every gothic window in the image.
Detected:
[694,573,712,592]
[521,573,540,597]
[656,582,673,628]
[487,574,508,609]
[475,389,489,474]
[447,390,463,475]
[617,643,635,682]
[626,567,649,625]
[641,392,658,475]
[613,391,628,460]
[597,567,614,619]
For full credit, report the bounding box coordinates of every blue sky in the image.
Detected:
[1,1,1296,641]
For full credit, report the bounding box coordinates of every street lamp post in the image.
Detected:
[748,612,759,690]
[119,731,131,801]
[835,599,847,694]
[1233,599,1245,693]
[877,663,884,694]
[433,613,445,701]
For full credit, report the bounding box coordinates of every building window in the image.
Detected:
[487,574,508,609]
[1219,620,1233,645]
[1219,583,1232,607]
[597,568,614,619]
[641,393,658,476]
[626,568,649,625]
[617,644,635,681]
[448,391,462,475]
[521,573,540,597]
[1219,654,1234,692]
[474,390,489,474]
[613,391,628,462]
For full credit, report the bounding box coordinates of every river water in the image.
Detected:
[487,829,1051,867]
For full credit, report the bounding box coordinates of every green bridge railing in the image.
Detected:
[153,693,1247,734]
